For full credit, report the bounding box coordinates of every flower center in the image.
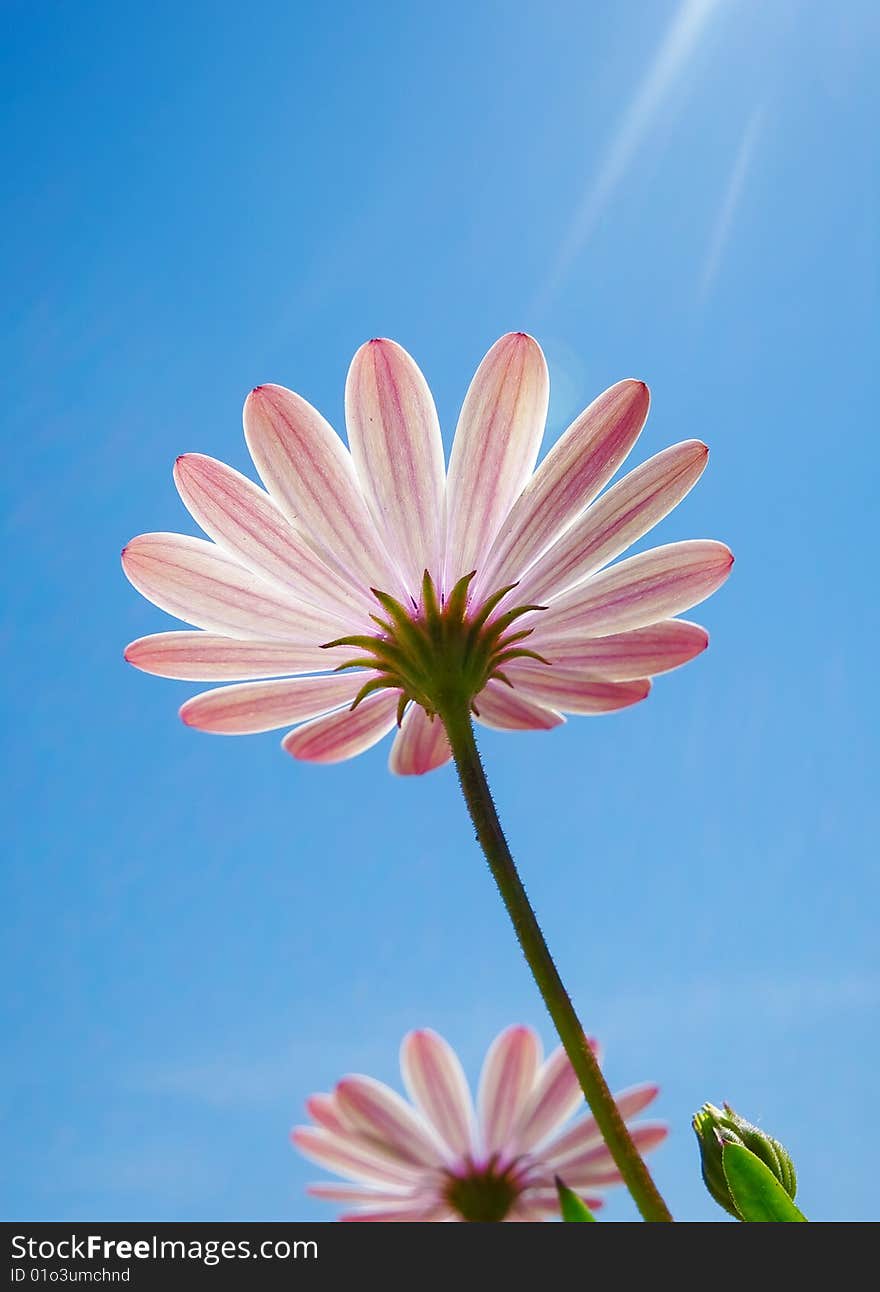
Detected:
[325,570,547,722]
[444,1158,523,1223]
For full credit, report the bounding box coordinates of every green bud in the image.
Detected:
[692,1102,797,1219]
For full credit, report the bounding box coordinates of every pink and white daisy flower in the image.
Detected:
[123,333,732,774]
[292,1025,666,1221]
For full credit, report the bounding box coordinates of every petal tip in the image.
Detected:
[504,1023,537,1045]
[244,384,272,413]
[509,330,539,351]
[403,1027,435,1051]
[172,453,195,486]
[625,377,649,397]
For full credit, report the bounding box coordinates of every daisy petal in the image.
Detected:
[179,673,368,735]
[536,540,734,639]
[514,1046,583,1154]
[306,1093,349,1134]
[478,1025,542,1157]
[612,1083,661,1120]
[123,632,332,680]
[307,1184,413,1203]
[525,1189,604,1213]
[474,680,564,732]
[388,706,452,776]
[516,440,709,606]
[529,619,708,681]
[174,453,373,621]
[346,339,446,598]
[505,1200,561,1221]
[341,1202,449,1221]
[478,380,650,597]
[506,668,651,715]
[282,691,399,763]
[291,1127,419,1188]
[121,533,343,641]
[542,1087,662,1166]
[334,1076,444,1168]
[243,384,403,596]
[400,1030,475,1159]
[556,1124,668,1186]
[446,334,549,584]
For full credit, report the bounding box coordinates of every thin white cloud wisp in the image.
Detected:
[540,0,724,304]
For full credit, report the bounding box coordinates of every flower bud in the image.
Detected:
[692,1102,797,1219]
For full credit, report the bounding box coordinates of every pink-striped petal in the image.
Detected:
[477,380,650,598]
[524,1189,604,1213]
[504,1199,560,1221]
[400,1030,476,1159]
[243,384,403,597]
[528,619,708,681]
[341,1201,450,1222]
[174,453,373,622]
[541,1085,661,1166]
[477,1025,542,1157]
[282,690,399,764]
[121,533,343,642]
[291,1126,420,1188]
[123,631,334,681]
[474,680,564,732]
[446,334,549,585]
[506,668,651,715]
[306,1094,349,1134]
[307,1183,414,1203]
[516,440,710,606]
[552,1125,668,1185]
[513,1047,583,1154]
[345,339,446,597]
[334,1076,445,1168]
[179,673,367,735]
[388,706,453,776]
[536,540,734,639]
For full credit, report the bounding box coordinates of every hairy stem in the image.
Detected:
[441,703,673,1223]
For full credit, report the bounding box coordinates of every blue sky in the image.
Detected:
[2,0,877,1222]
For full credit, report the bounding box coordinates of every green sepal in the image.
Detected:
[555,1177,597,1222]
[369,587,414,631]
[492,646,550,669]
[420,569,441,622]
[332,657,380,673]
[466,581,519,636]
[322,633,385,653]
[368,613,395,635]
[443,570,476,625]
[396,691,409,727]
[721,1143,808,1222]
[349,675,398,711]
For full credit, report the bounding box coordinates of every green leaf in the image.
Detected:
[555,1177,597,1222]
[722,1143,808,1222]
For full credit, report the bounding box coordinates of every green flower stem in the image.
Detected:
[441,702,673,1224]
